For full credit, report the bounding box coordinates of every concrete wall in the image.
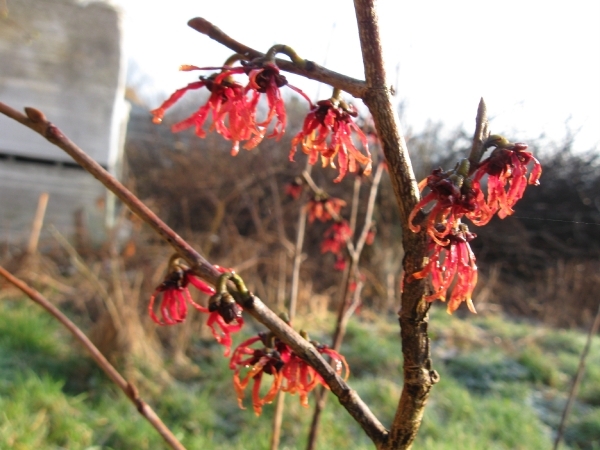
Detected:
[0,0,128,245]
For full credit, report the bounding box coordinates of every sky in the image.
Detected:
[116,0,600,152]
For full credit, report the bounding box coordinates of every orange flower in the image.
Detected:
[290,99,372,182]
[306,195,346,223]
[281,344,349,407]
[229,334,285,415]
[229,332,349,415]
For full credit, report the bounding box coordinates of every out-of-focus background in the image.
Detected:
[0,0,599,449]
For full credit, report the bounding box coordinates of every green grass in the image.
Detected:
[1,297,599,449]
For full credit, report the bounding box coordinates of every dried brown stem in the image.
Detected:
[553,299,600,450]
[0,266,187,450]
[270,164,313,450]
[187,17,367,99]
[27,192,49,254]
[354,1,438,449]
[0,101,387,443]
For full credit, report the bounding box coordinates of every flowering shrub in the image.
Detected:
[0,7,547,449]
[290,97,372,182]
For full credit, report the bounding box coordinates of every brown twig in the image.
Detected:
[354,1,438,449]
[270,164,313,450]
[187,17,368,99]
[553,299,600,450]
[468,97,490,173]
[0,101,388,443]
[0,265,187,450]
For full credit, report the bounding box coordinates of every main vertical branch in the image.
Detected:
[353,1,438,449]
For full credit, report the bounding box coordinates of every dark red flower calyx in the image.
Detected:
[209,292,243,324]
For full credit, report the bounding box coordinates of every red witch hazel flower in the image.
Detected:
[229,330,349,415]
[150,66,260,156]
[148,265,215,326]
[321,220,353,270]
[290,97,372,182]
[285,176,304,200]
[306,193,346,223]
[148,261,244,356]
[151,54,311,155]
[243,60,311,143]
[407,134,541,314]
[408,161,479,245]
[408,224,478,314]
[469,135,542,224]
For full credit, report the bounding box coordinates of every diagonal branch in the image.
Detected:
[187,17,368,99]
[0,101,388,444]
[0,266,187,450]
[353,1,438,449]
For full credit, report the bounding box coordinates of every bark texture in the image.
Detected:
[354,1,438,448]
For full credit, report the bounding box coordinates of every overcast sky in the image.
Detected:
[117,0,600,152]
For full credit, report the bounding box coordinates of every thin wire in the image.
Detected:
[512,216,600,226]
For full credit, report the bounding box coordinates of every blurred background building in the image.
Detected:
[0,0,128,245]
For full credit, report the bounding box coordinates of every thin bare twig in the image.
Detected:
[0,101,388,443]
[307,162,385,450]
[468,97,490,173]
[553,299,600,450]
[270,164,314,450]
[348,176,362,239]
[187,18,367,99]
[0,266,187,450]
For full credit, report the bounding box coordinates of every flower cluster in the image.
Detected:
[306,194,346,224]
[229,331,349,415]
[470,138,542,225]
[321,221,353,270]
[151,59,311,156]
[152,49,374,183]
[408,225,478,314]
[299,190,353,270]
[149,264,243,356]
[408,164,478,245]
[408,135,541,313]
[290,98,372,182]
